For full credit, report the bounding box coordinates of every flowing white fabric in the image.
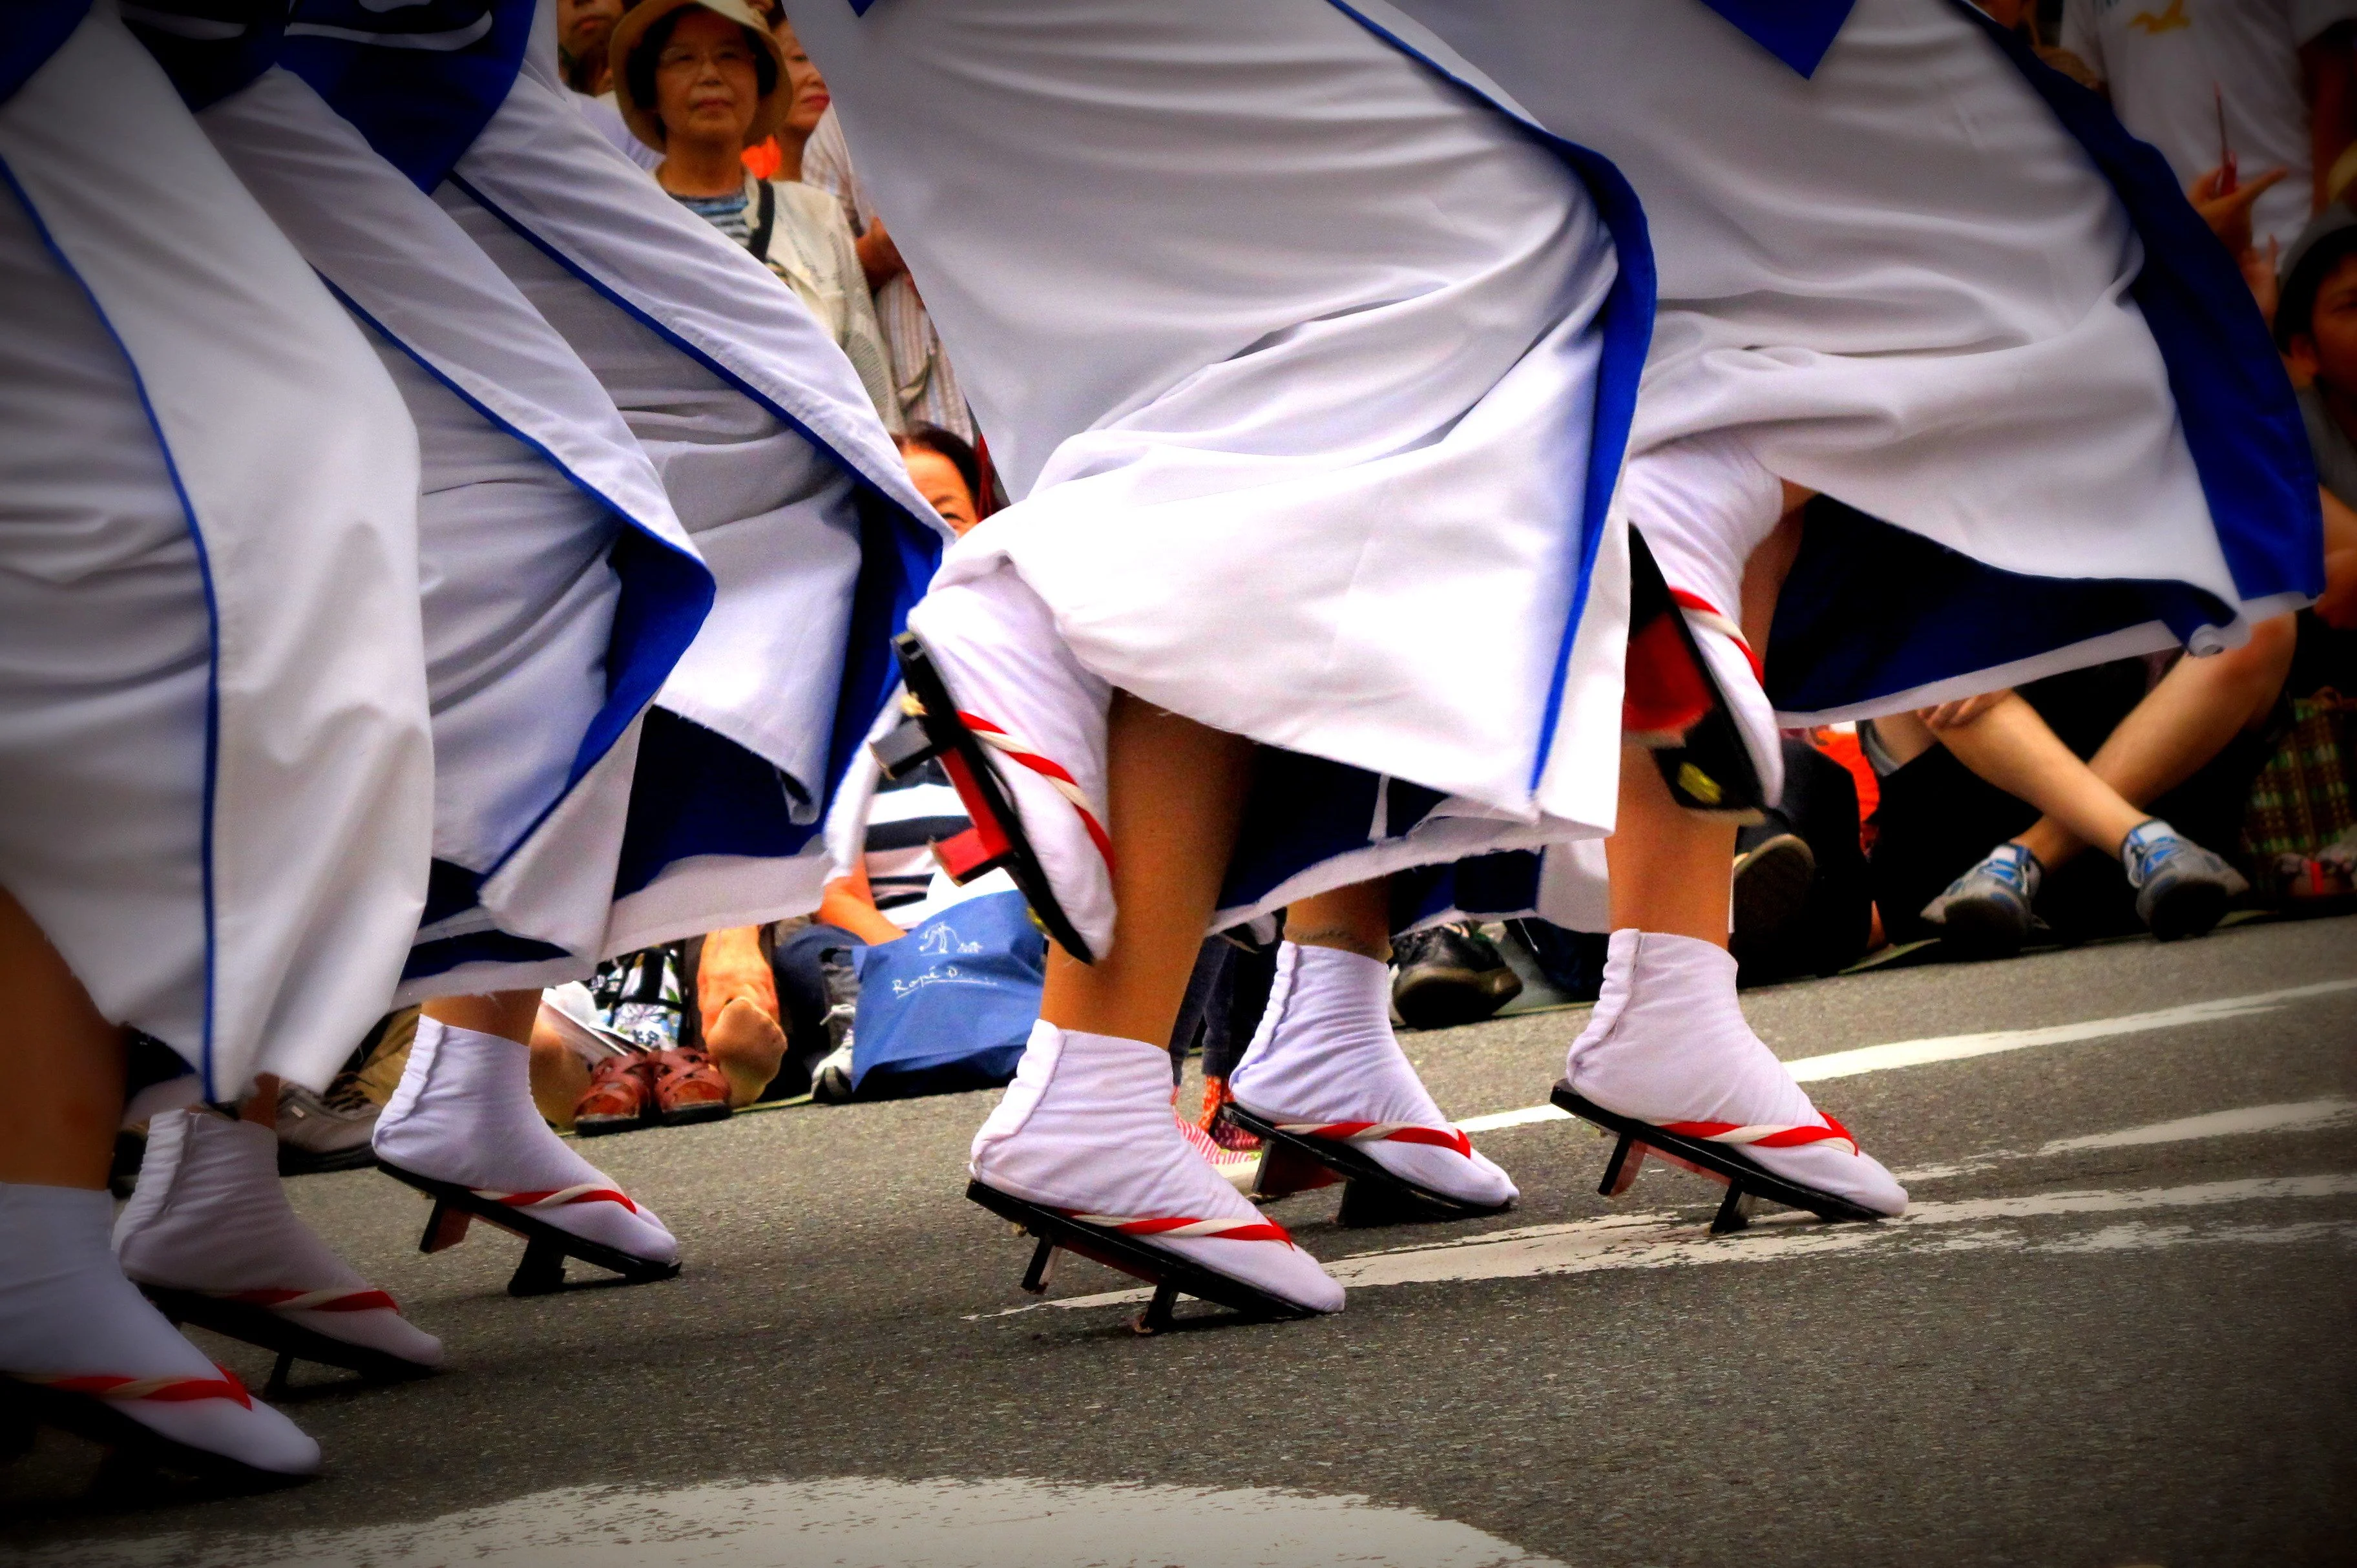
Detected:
[1361,0,2252,675]
[432,3,948,943]
[0,1,432,1098]
[792,0,1628,903]
[196,68,721,988]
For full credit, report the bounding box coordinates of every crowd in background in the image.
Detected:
[235,0,2357,1191]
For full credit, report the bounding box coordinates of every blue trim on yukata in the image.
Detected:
[612,707,822,899]
[1694,0,1856,78]
[1,158,225,1096]
[443,171,943,822]
[1394,850,1545,929]
[278,0,533,191]
[119,0,284,110]
[1189,3,1655,919]
[401,926,569,984]
[329,286,715,856]
[1764,5,2323,713]
[1323,0,1656,796]
[1,0,89,107]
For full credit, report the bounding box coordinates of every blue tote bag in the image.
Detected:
[848,891,1044,1095]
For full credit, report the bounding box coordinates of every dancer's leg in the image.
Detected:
[1039,693,1253,1045]
[373,987,679,1265]
[1567,485,1905,1218]
[1284,882,1391,963]
[974,694,1342,1312]
[0,886,124,1190]
[0,887,320,1476]
[1229,875,1519,1211]
[1607,746,1739,943]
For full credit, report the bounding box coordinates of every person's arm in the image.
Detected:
[2301,19,2357,211]
[816,860,910,947]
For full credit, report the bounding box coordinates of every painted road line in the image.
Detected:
[1898,1098,2357,1182]
[1451,977,2357,1136]
[977,1173,2357,1318]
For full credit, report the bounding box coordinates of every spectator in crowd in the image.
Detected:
[2058,0,2357,258]
[895,423,983,537]
[558,0,626,94]
[613,0,899,424]
[802,107,976,441]
[2278,202,2357,647]
[1867,615,2293,957]
[741,14,830,181]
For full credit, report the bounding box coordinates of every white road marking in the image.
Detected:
[17,1478,1569,1568]
[979,1173,2357,1318]
[1896,1098,2357,1181]
[1450,977,2357,1136]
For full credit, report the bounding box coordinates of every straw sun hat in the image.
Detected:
[611,0,788,152]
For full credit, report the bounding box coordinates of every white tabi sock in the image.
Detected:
[1230,942,1517,1207]
[972,1021,1343,1313]
[0,1182,319,1475]
[372,1019,678,1265]
[115,1111,442,1370]
[904,567,1117,959]
[1564,930,1906,1215]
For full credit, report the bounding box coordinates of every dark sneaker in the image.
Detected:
[1921,842,2044,958]
[1391,923,1524,1030]
[2123,819,2248,941]
[1731,830,1816,952]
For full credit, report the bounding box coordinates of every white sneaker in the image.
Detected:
[115,1111,442,1375]
[972,1022,1343,1313]
[1564,930,1905,1217]
[373,1018,678,1265]
[1,1182,319,1479]
[903,567,1116,960]
[1230,943,1516,1210]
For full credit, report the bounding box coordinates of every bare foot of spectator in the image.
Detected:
[706,997,787,1107]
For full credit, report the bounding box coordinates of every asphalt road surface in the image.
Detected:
[7,915,2354,1568]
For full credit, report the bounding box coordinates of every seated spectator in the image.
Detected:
[894,423,984,538]
[2277,204,2357,654]
[1867,625,2293,957]
[612,0,899,424]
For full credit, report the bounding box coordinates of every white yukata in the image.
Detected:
[0,0,432,1102]
[790,0,1646,950]
[1354,0,2323,932]
[273,0,948,967]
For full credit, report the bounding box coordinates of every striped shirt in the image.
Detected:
[801,107,975,442]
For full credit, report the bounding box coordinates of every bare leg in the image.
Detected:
[2017,616,2294,866]
[0,884,125,1190]
[1285,880,1391,963]
[1039,691,1253,1045]
[422,988,543,1043]
[1606,744,1739,945]
[1884,694,2148,863]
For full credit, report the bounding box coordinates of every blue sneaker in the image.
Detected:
[2122,820,2248,941]
[1921,842,2044,957]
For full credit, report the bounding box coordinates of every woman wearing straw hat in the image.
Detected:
[614,0,897,426]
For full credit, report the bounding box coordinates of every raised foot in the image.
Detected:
[1552,1081,1881,1231]
[138,1287,437,1392]
[382,1164,682,1297]
[966,1180,1315,1330]
[879,632,1095,962]
[1220,1103,1511,1227]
